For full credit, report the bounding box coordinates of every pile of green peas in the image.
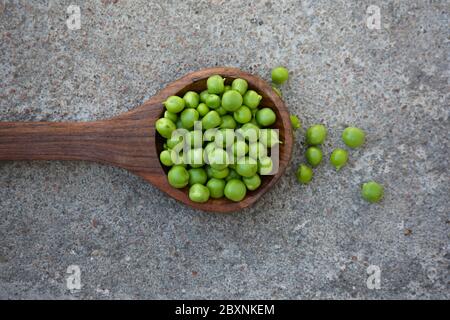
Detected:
[295,123,383,203]
[156,75,281,203]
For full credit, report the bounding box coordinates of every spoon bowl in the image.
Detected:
[0,67,293,212]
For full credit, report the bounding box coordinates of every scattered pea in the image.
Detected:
[330,148,348,170]
[296,164,313,184]
[361,181,384,203]
[271,66,289,85]
[290,114,301,130]
[306,124,327,145]
[342,127,365,148]
[305,146,323,167]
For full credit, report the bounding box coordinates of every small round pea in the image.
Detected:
[202,110,222,129]
[189,184,210,203]
[231,78,248,96]
[155,118,176,139]
[197,103,209,117]
[209,166,229,179]
[243,90,262,109]
[208,148,229,171]
[206,178,226,198]
[160,150,174,167]
[232,140,249,158]
[330,148,348,170]
[305,146,323,167]
[205,94,221,109]
[233,106,252,124]
[237,123,260,142]
[180,108,199,130]
[258,156,273,175]
[342,127,366,148]
[248,142,267,159]
[200,90,209,103]
[164,110,178,123]
[272,86,282,97]
[242,174,261,191]
[168,165,189,188]
[163,95,185,113]
[216,107,227,116]
[361,181,384,203]
[176,117,183,129]
[290,114,301,130]
[224,85,231,92]
[296,164,313,184]
[183,91,200,108]
[220,115,237,129]
[225,169,241,181]
[256,108,276,127]
[259,129,280,148]
[207,75,225,94]
[306,124,327,145]
[224,179,247,202]
[221,90,243,112]
[271,66,289,85]
[186,148,204,168]
[188,168,207,186]
[235,156,258,177]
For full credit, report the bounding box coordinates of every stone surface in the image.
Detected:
[0,0,448,299]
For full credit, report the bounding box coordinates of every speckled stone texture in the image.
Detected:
[0,0,448,299]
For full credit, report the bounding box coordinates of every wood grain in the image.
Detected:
[0,67,293,213]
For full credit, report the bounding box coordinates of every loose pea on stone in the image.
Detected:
[290,114,301,130]
[330,148,348,170]
[305,146,323,167]
[342,127,366,148]
[271,66,289,85]
[296,164,313,184]
[361,181,384,203]
[305,124,327,145]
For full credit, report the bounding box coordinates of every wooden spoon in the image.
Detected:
[0,67,293,213]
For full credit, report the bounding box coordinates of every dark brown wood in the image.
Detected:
[0,67,293,213]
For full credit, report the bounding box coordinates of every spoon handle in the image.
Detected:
[0,114,158,174]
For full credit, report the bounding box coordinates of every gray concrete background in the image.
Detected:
[0,0,448,299]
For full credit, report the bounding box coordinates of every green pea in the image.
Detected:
[206,178,226,198]
[271,66,289,85]
[296,164,313,184]
[330,148,348,170]
[243,174,261,191]
[290,114,301,130]
[166,135,183,149]
[183,91,200,108]
[216,106,227,116]
[205,94,221,109]
[221,90,243,112]
[163,95,185,113]
[342,127,366,148]
[256,108,276,127]
[224,85,232,92]
[197,103,209,117]
[159,150,174,167]
[214,129,235,148]
[189,184,210,203]
[224,179,247,202]
[202,111,222,129]
[168,165,189,188]
[207,75,225,94]
[235,156,258,177]
[185,148,204,168]
[233,106,252,124]
[209,166,229,179]
[220,115,237,129]
[306,124,327,145]
[259,129,280,148]
[231,78,248,96]
[258,156,274,175]
[180,108,199,130]
[243,90,262,109]
[305,146,323,167]
[200,90,210,103]
[176,117,183,129]
[185,130,203,148]
[155,118,176,139]
[248,142,267,159]
[208,148,229,171]
[164,110,178,123]
[236,123,260,142]
[272,86,282,97]
[188,168,207,186]
[225,168,241,181]
[232,140,249,158]
[361,181,384,203]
